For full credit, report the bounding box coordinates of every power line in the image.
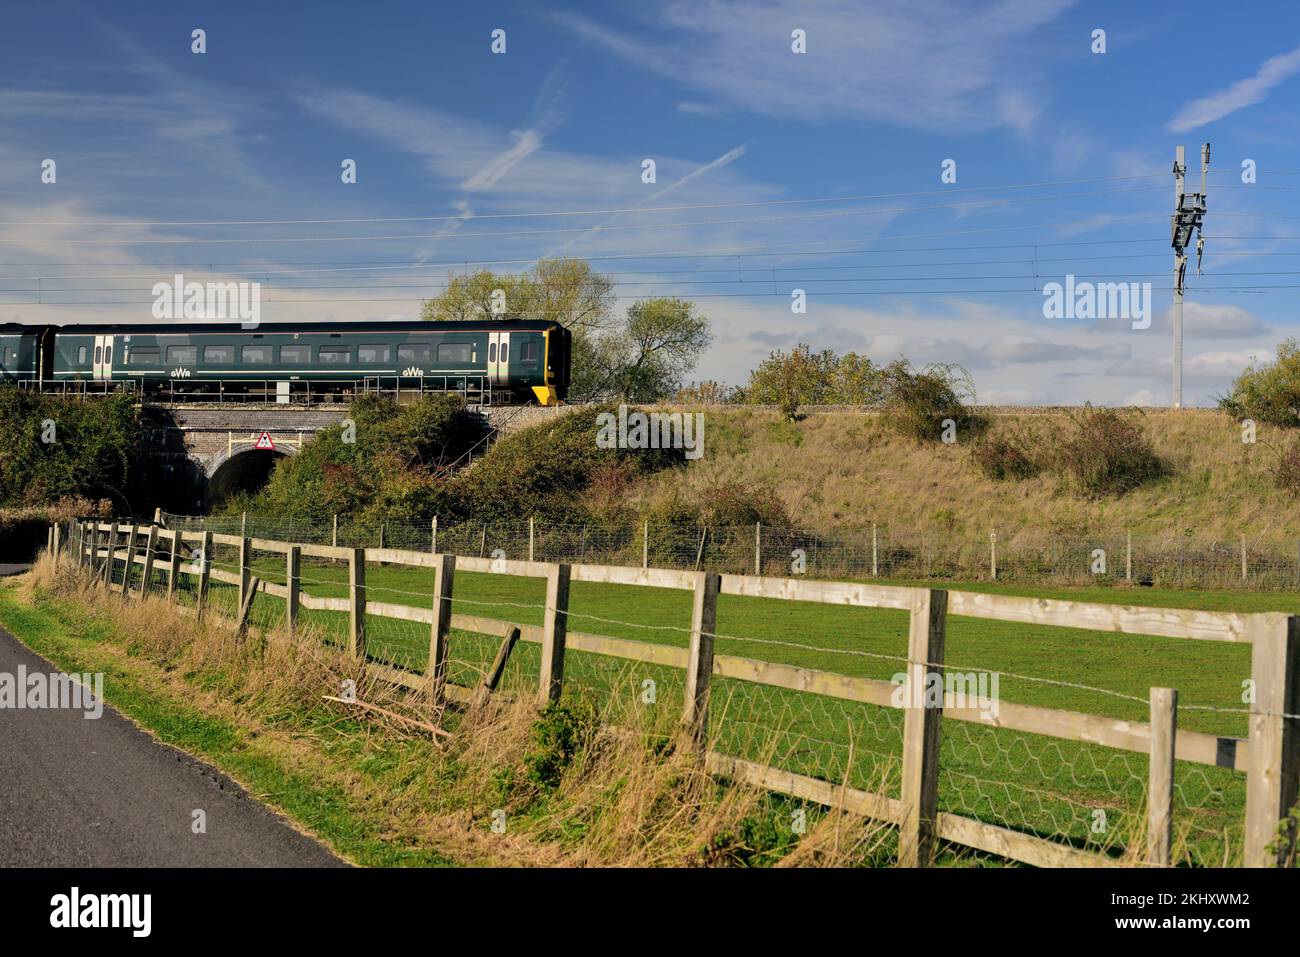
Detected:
[0,174,1168,228]
[0,187,1167,245]
[12,269,1300,295]
[10,282,1300,307]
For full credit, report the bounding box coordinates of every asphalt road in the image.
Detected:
[0,625,347,867]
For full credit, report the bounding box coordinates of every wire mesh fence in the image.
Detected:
[161,512,1300,592]
[67,517,1285,867]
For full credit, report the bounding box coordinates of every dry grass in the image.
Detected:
[632,407,1298,541]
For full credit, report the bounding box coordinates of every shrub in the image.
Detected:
[522,701,599,793]
[1274,434,1300,497]
[250,393,484,524]
[1218,338,1300,428]
[1051,406,1164,496]
[450,404,684,523]
[878,360,985,443]
[969,427,1040,481]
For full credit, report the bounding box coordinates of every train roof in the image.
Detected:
[49,319,564,335]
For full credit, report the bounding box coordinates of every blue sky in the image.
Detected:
[3,0,1300,405]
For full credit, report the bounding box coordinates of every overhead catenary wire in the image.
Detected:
[0,174,1169,228]
[0,187,1169,245]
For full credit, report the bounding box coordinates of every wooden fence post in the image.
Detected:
[286,546,301,636]
[166,529,181,600]
[528,517,535,562]
[989,530,997,580]
[196,531,213,621]
[479,524,487,558]
[1241,534,1248,582]
[871,523,879,577]
[236,577,261,640]
[476,626,521,706]
[754,522,762,576]
[899,587,948,867]
[1147,687,1177,866]
[102,523,118,585]
[241,511,247,538]
[87,523,98,573]
[120,524,139,597]
[138,525,158,600]
[1126,529,1133,582]
[431,515,438,554]
[427,554,456,708]
[538,563,571,707]
[238,536,251,610]
[682,571,721,748]
[348,548,366,660]
[642,520,649,569]
[1244,614,1300,867]
[332,513,338,549]
[52,522,61,562]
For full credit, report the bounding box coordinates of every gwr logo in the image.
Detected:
[170,368,192,378]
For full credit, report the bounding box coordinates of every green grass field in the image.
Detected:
[142,544,1298,866]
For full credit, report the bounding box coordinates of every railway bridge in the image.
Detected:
[139,403,570,509]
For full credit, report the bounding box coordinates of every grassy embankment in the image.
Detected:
[634,406,1299,542]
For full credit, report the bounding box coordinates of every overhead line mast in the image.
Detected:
[1171,142,1210,408]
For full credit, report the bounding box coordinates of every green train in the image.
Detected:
[0,319,571,405]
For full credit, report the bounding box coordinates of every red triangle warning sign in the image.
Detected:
[254,431,276,450]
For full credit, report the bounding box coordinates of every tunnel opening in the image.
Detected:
[207,449,287,509]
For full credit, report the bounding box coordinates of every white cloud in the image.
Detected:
[555,0,1076,133]
[1167,43,1300,132]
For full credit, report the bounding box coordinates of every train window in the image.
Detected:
[1,347,13,366]
[357,344,390,363]
[319,347,352,365]
[520,340,538,363]
[241,344,272,364]
[280,345,311,364]
[95,345,102,364]
[398,344,430,363]
[501,341,509,363]
[488,342,497,363]
[204,345,234,363]
[166,345,197,365]
[77,346,88,364]
[437,342,472,363]
[128,349,160,366]
[105,345,112,365]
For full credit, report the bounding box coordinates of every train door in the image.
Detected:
[92,334,115,381]
[487,331,511,386]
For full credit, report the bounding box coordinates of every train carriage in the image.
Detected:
[0,324,46,384]
[34,319,570,404]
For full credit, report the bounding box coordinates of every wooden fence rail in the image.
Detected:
[59,518,1300,869]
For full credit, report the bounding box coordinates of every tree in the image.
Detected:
[1218,338,1300,427]
[745,344,838,419]
[579,298,712,401]
[422,260,710,404]
[420,257,615,336]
